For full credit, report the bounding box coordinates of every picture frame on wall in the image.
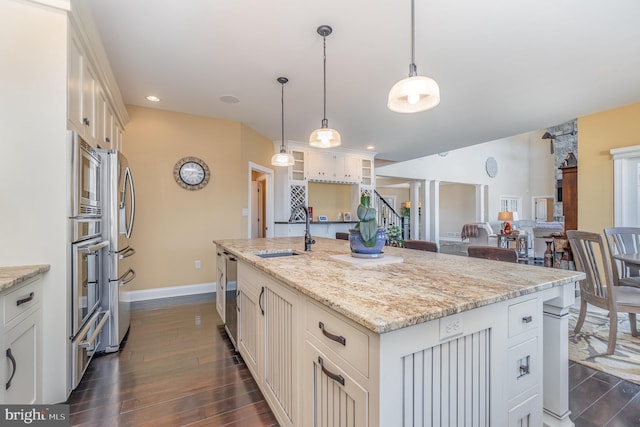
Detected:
[343,212,351,221]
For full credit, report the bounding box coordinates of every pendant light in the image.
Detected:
[309,25,341,148]
[387,0,440,113]
[271,77,295,167]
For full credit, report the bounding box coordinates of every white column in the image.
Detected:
[476,184,487,223]
[420,180,430,241]
[410,181,420,240]
[430,181,440,244]
[542,284,576,427]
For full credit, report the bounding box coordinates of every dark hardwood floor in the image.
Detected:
[67,295,640,427]
[67,295,278,426]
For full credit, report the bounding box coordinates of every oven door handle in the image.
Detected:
[78,311,110,348]
[118,268,136,286]
[79,240,110,254]
[74,310,109,346]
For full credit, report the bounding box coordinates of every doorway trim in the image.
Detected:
[248,162,274,238]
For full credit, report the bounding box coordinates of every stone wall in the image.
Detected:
[548,119,578,220]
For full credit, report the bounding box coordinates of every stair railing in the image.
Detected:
[373,190,409,240]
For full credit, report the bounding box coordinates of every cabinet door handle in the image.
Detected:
[105,137,110,143]
[318,357,345,386]
[83,117,90,126]
[319,322,346,346]
[522,315,533,324]
[259,286,265,316]
[16,292,34,307]
[5,348,16,390]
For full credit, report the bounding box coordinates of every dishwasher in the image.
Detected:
[223,251,238,351]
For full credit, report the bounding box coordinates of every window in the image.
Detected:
[500,196,521,219]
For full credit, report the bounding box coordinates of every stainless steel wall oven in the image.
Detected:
[70,132,102,218]
[68,131,110,391]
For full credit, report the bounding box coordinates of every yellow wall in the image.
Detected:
[124,106,272,291]
[578,103,640,233]
[307,182,356,221]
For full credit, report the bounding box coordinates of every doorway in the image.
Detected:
[251,175,266,238]
[248,162,274,238]
[532,196,554,222]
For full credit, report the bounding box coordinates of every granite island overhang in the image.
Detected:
[213,237,584,333]
[213,237,584,427]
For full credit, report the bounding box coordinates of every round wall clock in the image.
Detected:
[485,156,498,178]
[173,156,210,191]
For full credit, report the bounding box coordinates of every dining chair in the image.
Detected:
[335,232,349,241]
[403,240,438,252]
[603,227,640,288]
[467,245,517,263]
[567,230,640,354]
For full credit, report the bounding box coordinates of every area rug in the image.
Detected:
[568,305,640,385]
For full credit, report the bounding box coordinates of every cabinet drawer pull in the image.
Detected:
[318,357,345,386]
[319,322,346,346]
[522,315,533,324]
[16,292,34,307]
[5,348,16,390]
[259,286,265,316]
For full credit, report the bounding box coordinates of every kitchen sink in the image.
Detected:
[255,250,301,259]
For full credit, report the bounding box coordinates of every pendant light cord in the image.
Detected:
[409,0,417,77]
[281,81,285,150]
[322,33,328,126]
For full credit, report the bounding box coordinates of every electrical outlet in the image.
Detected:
[194,260,201,269]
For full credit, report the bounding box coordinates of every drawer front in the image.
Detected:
[508,298,538,338]
[507,337,538,398]
[306,300,369,377]
[4,278,41,326]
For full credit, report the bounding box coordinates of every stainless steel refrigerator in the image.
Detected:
[98,149,136,353]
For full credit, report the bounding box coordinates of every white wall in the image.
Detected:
[0,1,70,402]
[376,130,555,227]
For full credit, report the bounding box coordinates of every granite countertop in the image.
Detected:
[275,221,358,224]
[0,265,50,292]
[213,237,584,334]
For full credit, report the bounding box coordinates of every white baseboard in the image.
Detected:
[126,282,216,302]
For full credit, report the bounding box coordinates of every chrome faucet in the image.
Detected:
[289,204,316,251]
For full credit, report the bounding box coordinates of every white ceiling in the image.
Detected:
[86,0,640,162]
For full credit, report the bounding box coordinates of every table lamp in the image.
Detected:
[498,211,514,234]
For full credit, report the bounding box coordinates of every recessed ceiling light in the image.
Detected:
[145,95,160,102]
[220,95,240,104]
[366,145,375,150]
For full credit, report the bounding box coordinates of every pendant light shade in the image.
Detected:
[388,0,440,113]
[309,25,341,148]
[271,77,295,167]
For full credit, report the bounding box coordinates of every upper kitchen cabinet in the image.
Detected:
[307,151,364,184]
[67,5,127,150]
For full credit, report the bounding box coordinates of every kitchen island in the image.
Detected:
[213,237,583,427]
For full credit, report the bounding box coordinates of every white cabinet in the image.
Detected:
[289,149,307,183]
[0,276,42,404]
[68,28,97,146]
[304,341,368,427]
[67,32,85,137]
[308,151,337,181]
[360,158,373,186]
[303,300,370,427]
[215,250,225,322]
[68,25,125,151]
[238,271,262,381]
[308,152,362,184]
[238,262,300,427]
